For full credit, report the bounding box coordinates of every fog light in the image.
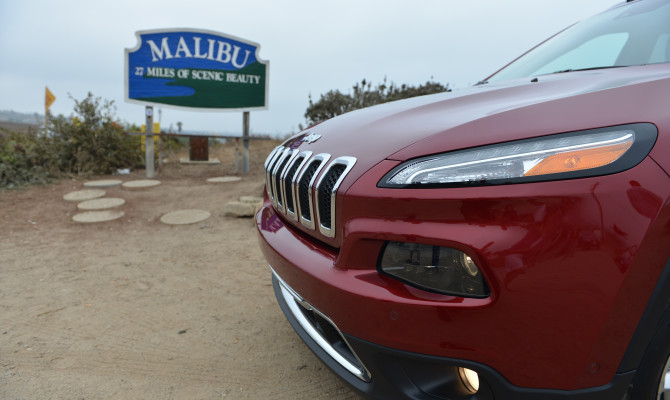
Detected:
[378,242,489,298]
[458,367,480,394]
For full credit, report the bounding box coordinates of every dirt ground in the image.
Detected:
[0,140,362,399]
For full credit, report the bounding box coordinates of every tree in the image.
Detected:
[304,78,451,126]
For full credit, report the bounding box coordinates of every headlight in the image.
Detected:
[379,123,656,188]
[378,242,489,298]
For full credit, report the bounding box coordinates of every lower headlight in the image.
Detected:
[378,242,489,298]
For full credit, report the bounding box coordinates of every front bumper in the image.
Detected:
[272,270,634,400]
[272,270,633,400]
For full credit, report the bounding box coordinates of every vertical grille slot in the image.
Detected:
[317,165,345,229]
[265,147,283,202]
[298,162,320,220]
[284,158,302,213]
[315,157,356,238]
[296,154,330,230]
[282,151,312,222]
[272,149,294,211]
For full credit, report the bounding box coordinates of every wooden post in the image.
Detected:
[145,106,155,178]
[242,111,250,174]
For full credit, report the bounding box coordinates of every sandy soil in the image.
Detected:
[0,140,362,399]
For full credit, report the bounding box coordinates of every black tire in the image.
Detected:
[630,309,670,400]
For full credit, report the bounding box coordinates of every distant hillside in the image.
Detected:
[0,110,43,125]
[0,121,41,134]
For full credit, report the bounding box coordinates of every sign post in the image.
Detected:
[125,29,268,172]
[242,111,250,173]
[145,106,155,178]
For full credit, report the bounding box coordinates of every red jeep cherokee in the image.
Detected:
[257,0,670,398]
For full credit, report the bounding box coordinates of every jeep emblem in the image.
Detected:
[303,133,322,144]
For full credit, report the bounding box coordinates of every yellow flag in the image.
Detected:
[45,87,56,110]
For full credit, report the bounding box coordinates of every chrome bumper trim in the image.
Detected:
[271,267,371,382]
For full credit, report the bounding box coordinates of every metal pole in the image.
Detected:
[145,106,155,178]
[157,108,162,169]
[242,111,250,174]
[234,138,239,173]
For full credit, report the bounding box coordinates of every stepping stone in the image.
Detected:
[207,176,241,183]
[77,198,126,210]
[83,179,122,188]
[63,189,106,202]
[160,209,211,225]
[122,179,161,189]
[72,210,125,223]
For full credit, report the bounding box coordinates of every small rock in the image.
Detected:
[223,201,256,218]
[252,201,263,216]
[239,196,262,204]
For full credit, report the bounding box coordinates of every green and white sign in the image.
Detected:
[125,29,269,110]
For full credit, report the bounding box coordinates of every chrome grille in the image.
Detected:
[282,151,312,221]
[263,146,356,238]
[318,165,344,228]
[297,154,330,230]
[271,149,296,212]
[315,157,356,237]
[265,148,283,204]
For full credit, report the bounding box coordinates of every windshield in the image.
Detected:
[486,0,670,83]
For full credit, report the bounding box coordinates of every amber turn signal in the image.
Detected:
[525,141,633,176]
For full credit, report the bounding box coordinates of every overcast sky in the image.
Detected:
[0,0,622,136]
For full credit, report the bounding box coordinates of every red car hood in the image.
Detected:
[289,64,670,175]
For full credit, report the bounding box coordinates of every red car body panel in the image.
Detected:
[258,61,670,393]
[259,163,670,390]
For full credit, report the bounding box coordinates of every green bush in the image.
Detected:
[0,93,144,189]
[49,93,143,175]
[0,129,58,188]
